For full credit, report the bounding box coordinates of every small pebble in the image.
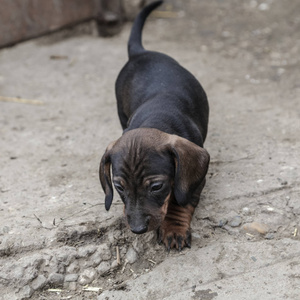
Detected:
[77,245,97,258]
[67,261,80,273]
[98,244,112,261]
[87,251,102,268]
[133,238,144,253]
[126,247,138,264]
[56,253,68,263]
[265,233,274,240]
[218,219,228,227]
[78,268,98,285]
[97,261,111,276]
[31,274,47,290]
[18,285,34,299]
[65,274,79,282]
[48,273,64,286]
[47,257,60,274]
[192,232,201,239]
[229,216,242,227]
[242,207,250,216]
[107,231,115,244]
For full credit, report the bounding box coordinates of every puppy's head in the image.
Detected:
[99,128,209,234]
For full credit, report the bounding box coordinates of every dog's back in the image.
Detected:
[115,0,209,147]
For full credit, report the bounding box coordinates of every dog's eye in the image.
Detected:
[114,183,124,193]
[150,182,163,192]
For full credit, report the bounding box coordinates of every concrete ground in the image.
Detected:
[0,0,299,299]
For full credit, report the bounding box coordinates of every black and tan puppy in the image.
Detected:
[100,0,210,251]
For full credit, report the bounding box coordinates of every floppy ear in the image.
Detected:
[99,141,116,211]
[169,136,210,207]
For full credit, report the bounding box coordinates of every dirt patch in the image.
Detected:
[0,0,300,299]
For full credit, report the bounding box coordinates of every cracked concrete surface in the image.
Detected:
[0,0,299,299]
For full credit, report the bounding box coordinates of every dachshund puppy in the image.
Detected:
[100,0,210,251]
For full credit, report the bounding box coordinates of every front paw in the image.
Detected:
[157,225,191,252]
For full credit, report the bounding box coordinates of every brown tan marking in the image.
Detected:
[158,201,195,250]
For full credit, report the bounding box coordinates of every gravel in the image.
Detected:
[31,275,47,291]
[126,247,138,264]
[48,273,64,286]
[229,216,242,227]
[65,274,79,282]
[97,261,111,276]
[18,285,34,299]
[78,268,98,285]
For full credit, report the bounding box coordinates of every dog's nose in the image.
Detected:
[130,215,150,234]
[131,225,148,234]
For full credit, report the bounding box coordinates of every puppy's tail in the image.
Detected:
[128,0,163,58]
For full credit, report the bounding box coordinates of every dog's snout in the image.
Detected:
[130,215,150,234]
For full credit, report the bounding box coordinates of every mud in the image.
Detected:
[0,0,299,299]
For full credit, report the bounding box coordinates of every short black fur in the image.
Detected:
[115,1,209,148]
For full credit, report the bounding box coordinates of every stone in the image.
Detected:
[48,273,64,286]
[65,274,79,282]
[47,256,60,274]
[31,274,47,290]
[132,238,144,253]
[78,268,98,285]
[56,253,69,263]
[56,248,77,266]
[107,231,115,244]
[229,216,242,227]
[125,247,138,264]
[192,232,201,239]
[89,251,102,267]
[97,261,111,276]
[98,244,112,261]
[66,261,80,273]
[18,285,34,299]
[218,219,228,227]
[265,233,275,240]
[77,245,97,258]
[22,266,39,286]
[242,207,251,216]
[111,260,119,269]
